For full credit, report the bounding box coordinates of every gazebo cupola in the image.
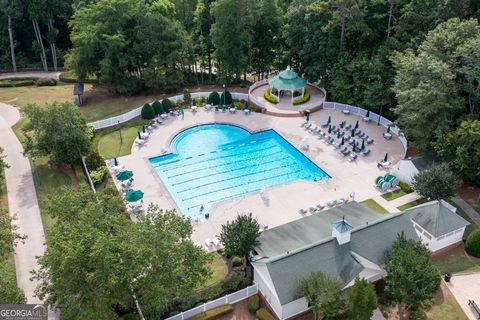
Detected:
[268,66,307,103]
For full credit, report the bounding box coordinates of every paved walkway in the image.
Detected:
[373,191,422,213]
[445,273,480,320]
[0,102,57,319]
[452,196,480,227]
[0,71,61,80]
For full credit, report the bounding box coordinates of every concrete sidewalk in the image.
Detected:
[0,103,57,318]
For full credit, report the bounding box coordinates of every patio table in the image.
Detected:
[342,109,350,115]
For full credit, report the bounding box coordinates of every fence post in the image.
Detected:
[203,302,207,312]
[181,312,184,320]
[246,285,249,296]
[225,293,228,304]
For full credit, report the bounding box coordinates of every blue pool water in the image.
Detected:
[149,124,330,218]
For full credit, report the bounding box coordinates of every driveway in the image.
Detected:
[445,273,480,320]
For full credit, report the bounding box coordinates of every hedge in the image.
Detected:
[162,98,173,113]
[256,308,275,320]
[0,79,35,87]
[398,181,412,193]
[152,100,164,115]
[35,77,57,86]
[466,229,480,258]
[141,103,155,119]
[232,256,243,267]
[220,90,232,105]
[59,71,98,83]
[208,91,220,106]
[292,90,310,105]
[264,89,278,104]
[189,305,233,320]
[247,295,260,314]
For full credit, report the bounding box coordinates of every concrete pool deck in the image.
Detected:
[114,108,405,247]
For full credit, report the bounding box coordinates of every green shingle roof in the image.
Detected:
[405,200,469,237]
[268,69,307,90]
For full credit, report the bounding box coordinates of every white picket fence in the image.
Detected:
[165,284,258,320]
[89,92,248,130]
[323,101,408,153]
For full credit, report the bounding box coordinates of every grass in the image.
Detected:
[200,253,229,289]
[96,119,149,159]
[426,295,468,320]
[31,157,71,237]
[432,254,480,275]
[360,199,389,214]
[381,189,407,201]
[446,199,479,240]
[397,197,428,211]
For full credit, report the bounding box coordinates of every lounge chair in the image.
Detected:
[316,204,325,210]
[337,198,346,205]
[361,149,371,156]
[338,147,348,155]
[194,242,202,248]
[212,237,221,247]
[309,207,317,213]
[321,122,329,128]
[366,138,374,144]
[349,154,358,162]
[309,125,318,132]
[301,122,308,127]
[342,150,351,157]
[299,208,307,215]
[304,123,312,130]
[205,238,213,247]
[327,201,335,207]
[135,138,146,146]
[345,123,352,130]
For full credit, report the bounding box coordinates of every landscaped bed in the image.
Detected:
[359,199,389,214]
[397,197,428,211]
[96,119,149,159]
[381,189,408,201]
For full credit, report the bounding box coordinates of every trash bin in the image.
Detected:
[444,273,452,282]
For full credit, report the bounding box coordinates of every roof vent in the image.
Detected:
[332,216,353,245]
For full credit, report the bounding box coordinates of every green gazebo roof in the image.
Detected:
[269,68,307,90]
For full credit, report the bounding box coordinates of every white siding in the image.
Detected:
[392,160,418,185]
[254,268,283,319]
[411,221,465,252]
[281,297,309,319]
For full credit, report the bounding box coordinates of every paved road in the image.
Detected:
[453,196,480,227]
[0,102,58,319]
[0,71,61,80]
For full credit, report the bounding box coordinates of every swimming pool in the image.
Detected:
[149,124,330,218]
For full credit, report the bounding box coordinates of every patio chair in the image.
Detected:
[309,125,318,132]
[321,122,329,128]
[361,149,371,156]
[205,238,213,247]
[337,198,346,205]
[309,207,316,213]
[366,138,374,145]
[349,154,358,162]
[316,204,325,210]
[345,123,352,130]
[135,138,146,147]
[212,237,221,246]
[304,123,312,130]
[342,150,351,157]
[327,201,335,207]
[299,208,307,215]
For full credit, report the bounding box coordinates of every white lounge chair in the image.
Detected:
[212,237,221,247]
[205,238,213,247]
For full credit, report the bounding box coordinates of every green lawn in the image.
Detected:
[397,197,428,211]
[200,253,229,289]
[432,254,480,275]
[446,200,479,240]
[426,295,468,320]
[96,119,149,159]
[31,157,71,237]
[381,189,408,201]
[360,199,389,214]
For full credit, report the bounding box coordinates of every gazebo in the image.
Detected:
[268,67,307,103]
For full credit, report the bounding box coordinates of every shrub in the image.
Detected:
[162,99,173,113]
[466,230,480,258]
[232,256,243,267]
[85,150,104,171]
[248,295,260,314]
[152,100,163,115]
[208,91,220,105]
[264,88,278,104]
[141,103,155,119]
[0,79,35,87]
[220,90,232,105]
[189,305,233,320]
[241,277,251,287]
[221,273,243,292]
[256,308,275,320]
[120,314,136,320]
[90,166,108,185]
[35,77,57,86]
[398,181,412,193]
[59,71,97,83]
[293,90,311,105]
[183,88,192,106]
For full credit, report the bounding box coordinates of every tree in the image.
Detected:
[347,278,377,320]
[22,102,91,165]
[412,163,460,200]
[183,88,192,106]
[152,100,164,115]
[33,186,211,317]
[435,120,480,185]
[26,0,49,71]
[299,272,347,320]
[193,0,214,82]
[141,103,155,119]
[384,233,440,320]
[219,213,260,265]
[0,147,8,184]
[465,229,480,258]
[207,91,220,105]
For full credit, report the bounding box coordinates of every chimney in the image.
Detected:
[332,216,353,245]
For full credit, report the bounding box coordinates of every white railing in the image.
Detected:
[89,92,249,130]
[165,284,258,320]
[80,155,96,193]
[323,101,408,154]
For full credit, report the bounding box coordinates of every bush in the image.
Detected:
[183,88,192,106]
[256,308,275,320]
[120,314,136,320]
[0,79,35,87]
[208,91,220,105]
[141,103,155,119]
[152,100,163,115]
[241,277,251,287]
[232,256,243,267]
[398,181,412,193]
[189,305,233,320]
[35,77,57,86]
[466,229,480,258]
[90,166,108,185]
[264,88,278,104]
[247,295,260,314]
[293,90,311,105]
[162,99,173,113]
[85,150,104,171]
[221,273,243,292]
[59,71,98,83]
[220,90,232,105]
